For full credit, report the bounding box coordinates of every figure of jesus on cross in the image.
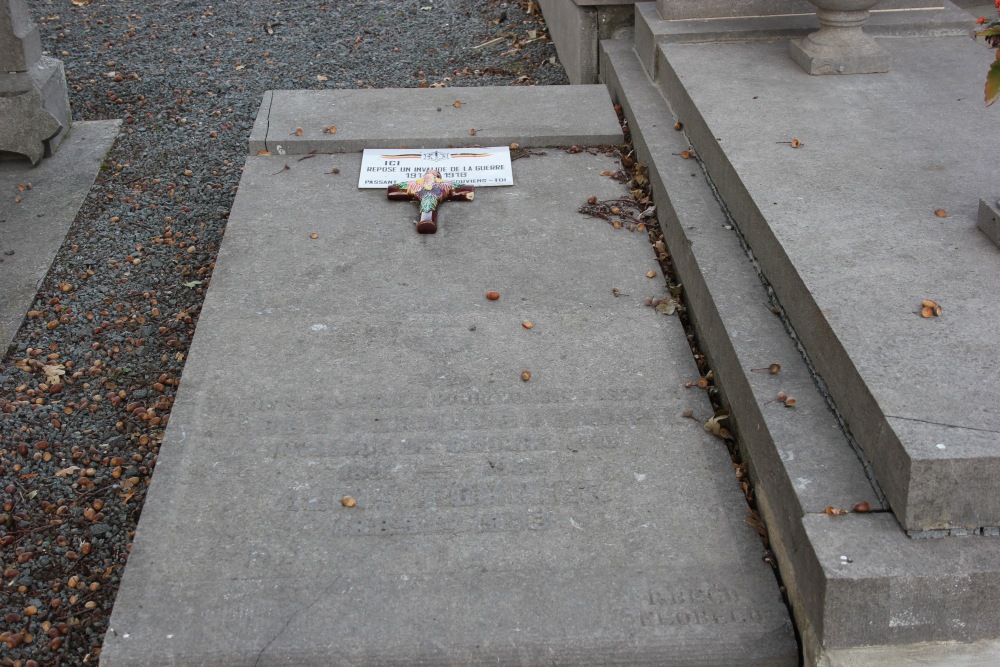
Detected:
[387,168,475,234]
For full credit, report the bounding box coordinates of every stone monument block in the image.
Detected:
[0,0,71,164]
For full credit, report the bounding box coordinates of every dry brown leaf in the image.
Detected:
[703,413,728,436]
[55,466,80,478]
[42,364,65,385]
[257,150,272,156]
[745,509,768,539]
[316,74,328,81]
[825,506,849,516]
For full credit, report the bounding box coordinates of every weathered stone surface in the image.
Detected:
[633,1,970,78]
[656,0,938,20]
[0,0,41,72]
[248,86,624,154]
[0,86,60,165]
[537,0,635,84]
[601,35,1000,665]
[103,110,795,665]
[0,1,72,161]
[650,36,1000,533]
[978,198,1000,249]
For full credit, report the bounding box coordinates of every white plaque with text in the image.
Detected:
[358,147,513,189]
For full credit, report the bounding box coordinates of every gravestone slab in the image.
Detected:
[103,91,795,666]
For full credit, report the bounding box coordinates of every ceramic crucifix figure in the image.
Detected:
[387,168,475,234]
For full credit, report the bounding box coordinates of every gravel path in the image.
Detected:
[1,2,567,664]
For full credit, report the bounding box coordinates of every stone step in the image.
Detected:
[599,35,1000,664]
[247,86,623,155]
[101,86,796,666]
[642,29,1000,533]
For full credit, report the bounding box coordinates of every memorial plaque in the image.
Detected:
[102,147,795,665]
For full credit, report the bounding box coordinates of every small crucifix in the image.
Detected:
[387,168,475,234]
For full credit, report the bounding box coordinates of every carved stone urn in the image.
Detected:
[790,0,890,75]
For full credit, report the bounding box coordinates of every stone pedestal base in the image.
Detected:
[0,56,71,164]
[789,34,889,74]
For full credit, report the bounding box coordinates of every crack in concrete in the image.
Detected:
[885,414,1000,436]
[252,576,340,666]
[262,91,274,154]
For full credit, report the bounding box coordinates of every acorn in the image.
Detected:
[486,291,501,301]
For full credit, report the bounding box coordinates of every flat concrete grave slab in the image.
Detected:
[656,37,1000,532]
[0,120,120,352]
[248,85,624,154]
[102,136,795,662]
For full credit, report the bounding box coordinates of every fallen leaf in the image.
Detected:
[600,171,614,177]
[257,150,272,156]
[42,364,65,385]
[825,506,849,516]
[316,74,328,81]
[55,466,80,478]
[745,509,768,539]
[182,280,202,288]
[655,300,677,315]
[703,413,728,436]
